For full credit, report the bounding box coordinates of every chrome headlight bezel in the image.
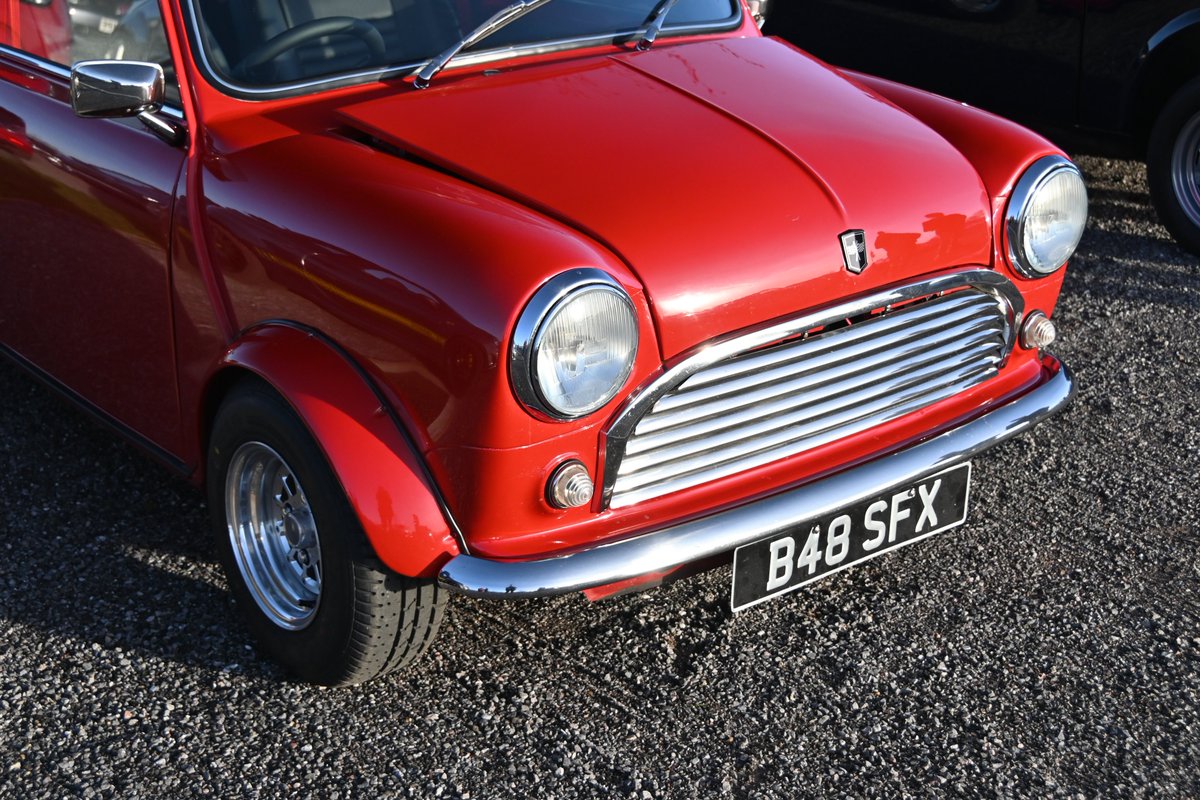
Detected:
[511,269,639,421]
[1004,155,1088,279]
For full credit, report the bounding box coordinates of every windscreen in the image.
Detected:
[189,0,740,92]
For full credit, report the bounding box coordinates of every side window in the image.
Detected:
[2,0,179,106]
[75,0,180,104]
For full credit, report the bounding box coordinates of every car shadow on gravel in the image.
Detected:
[1072,155,1200,269]
[0,359,284,681]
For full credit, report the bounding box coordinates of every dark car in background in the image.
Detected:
[1,0,70,63]
[99,0,163,61]
[765,0,1200,256]
[66,0,128,36]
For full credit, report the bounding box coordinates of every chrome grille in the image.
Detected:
[604,273,1019,509]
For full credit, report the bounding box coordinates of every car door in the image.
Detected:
[0,2,187,456]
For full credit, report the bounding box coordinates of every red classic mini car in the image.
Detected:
[0,0,1083,685]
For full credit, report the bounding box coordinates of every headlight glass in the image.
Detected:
[1006,156,1088,277]
[513,270,638,419]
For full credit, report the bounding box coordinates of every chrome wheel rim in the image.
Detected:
[1171,110,1200,229]
[225,442,322,630]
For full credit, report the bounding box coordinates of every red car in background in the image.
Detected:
[0,0,1081,684]
[0,0,70,62]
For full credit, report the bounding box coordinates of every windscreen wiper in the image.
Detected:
[413,0,557,88]
[636,0,684,50]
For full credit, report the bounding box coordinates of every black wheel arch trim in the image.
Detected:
[215,319,470,556]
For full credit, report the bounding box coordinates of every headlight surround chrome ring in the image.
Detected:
[1005,155,1088,278]
[511,269,639,420]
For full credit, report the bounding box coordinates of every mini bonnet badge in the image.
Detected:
[840,230,869,274]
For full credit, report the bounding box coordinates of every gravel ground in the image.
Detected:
[1,155,1198,799]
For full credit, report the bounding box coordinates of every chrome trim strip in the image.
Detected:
[180,1,741,99]
[0,43,70,77]
[600,269,1024,506]
[438,356,1073,598]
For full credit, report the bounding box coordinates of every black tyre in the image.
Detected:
[1148,76,1200,257]
[207,379,447,686]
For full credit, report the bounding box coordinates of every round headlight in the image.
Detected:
[512,270,638,420]
[1005,155,1088,278]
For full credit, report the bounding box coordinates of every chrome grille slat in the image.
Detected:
[678,291,997,393]
[611,373,986,508]
[617,354,998,484]
[625,332,1002,455]
[637,315,1001,436]
[657,292,993,410]
[604,278,1019,510]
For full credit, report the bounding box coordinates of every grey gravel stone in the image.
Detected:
[1,155,1198,798]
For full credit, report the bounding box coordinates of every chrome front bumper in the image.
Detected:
[439,356,1074,599]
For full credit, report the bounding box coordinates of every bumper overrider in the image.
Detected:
[439,356,1074,598]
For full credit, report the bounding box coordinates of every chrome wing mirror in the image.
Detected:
[71,60,164,118]
[70,60,184,145]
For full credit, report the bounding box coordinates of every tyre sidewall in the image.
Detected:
[1148,76,1200,257]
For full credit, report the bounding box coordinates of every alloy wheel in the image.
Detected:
[225,442,322,630]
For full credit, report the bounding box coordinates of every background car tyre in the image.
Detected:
[207,378,447,686]
[937,0,1013,20]
[1148,76,1200,257]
